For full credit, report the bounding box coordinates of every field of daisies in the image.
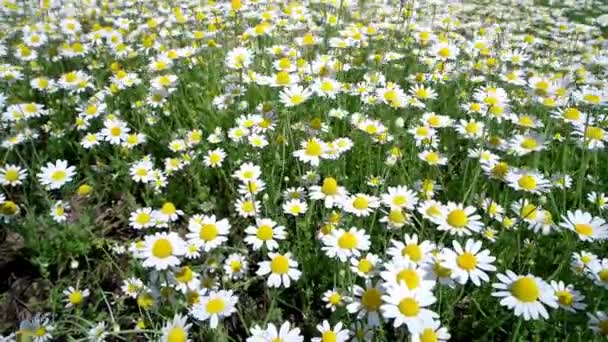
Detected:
[2,0,608,341]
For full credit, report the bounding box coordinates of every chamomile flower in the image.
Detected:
[587,258,608,289]
[381,185,418,211]
[0,164,26,186]
[50,201,68,223]
[247,321,304,342]
[347,282,384,327]
[550,281,587,312]
[257,252,301,288]
[204,148,226,168]
[350,253,380,278]
[381,284,438,332]
[293,138,326,166]
[161,314,191,342]
[129,207,155,229]
[559,210,608,241]
[311,321,350,342]
[437,202,483,236]
[587,311,608,337]
[491,271,558,320]
[185,214,230,251]
[38,160,76,190]
[323,289,348,311]
[191,290,238,329]
[309,177,348,208]
[322,227,371,262]
[244,218,286,250]
[410,320,451,342]
[141,232,187,270]
[440,239,496,286]
[63,286,90,308]
[223,253,249,279]
[505,169,550,194]
[386,234,434,265]
[343,193,380,217]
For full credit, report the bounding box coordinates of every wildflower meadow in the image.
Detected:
[1,0,608,341]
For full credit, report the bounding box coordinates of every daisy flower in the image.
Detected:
[257,252,301,288]
[343,193,380,217]
[559,210,608,241]
[129,207,155,229]
[244,218,286,251]
[440,239,496,286]
[381,284,438,332]
[491,271,558,320]
[386,234,434,265]
[191,290,238,329]
[347,281,384,327]
[141,232,187,270]
[322,227,371,262]
[587,258,608,289]
[161,314,191,342]
[63,286,90,308]
[293,138,326,166]
[279,85,312,107]
[157,202,183,223]
[0,164,26,186]
[505,169,550,194]
[381,185,418,211]
[203,149,226,168]
[549,281,587,312]
[350,253,380,278]
[38,160,76,190]
[247,321,304,342]
[282,199,308,216]
[410,320,451,342]
[223,253,249,279]
[323,289,348,312]
[437,202,483,236]
[418,150,448,166]
[587,311,608,337]
[381,259,436,291]
[311,321,350,342]
[309,177,348,208]
[185,214,230,251]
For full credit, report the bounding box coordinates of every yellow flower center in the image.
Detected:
[392,195,407,206]
[270,255,289,274]
[398,297,420,317]
[256,225,274,240]
[361,288,382,311]
[574,223,593,236]
[397,268,420,289]
[520,138,537,149]
[563,108,580,120]
[136,212,151,225]
[438,47,450,58]
[206,298,225,314]
[161,202,176,215]
[358,259,373,273]
[585,126,604,141]
[521,204,537,220]
[511,277,539,302]
[35,327,47,337]
[4,169,18,181]
[338,232,358,249]
[175,266,193,283]
[556,290,573,306]
[419,328,438,342]
[69,291,83,305]
[322,177,338,195]
[583,94,600,104]
[328,292,341,304]
[518,175,537,190]
[457,252,478,271]
[305,139,323,156]
[152,238,173,258]
[322,331,337,342]
[599,269,608,282]
[389,209,406,224]
[51,170,66,182]
[167,327,187,342]
[402,244,422,262]
[276,71,290,85]
[599,320,608,335]
[242,200,255,213]
[447,209,468,228]
[352,196,369,210]
[199,224,218,241]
